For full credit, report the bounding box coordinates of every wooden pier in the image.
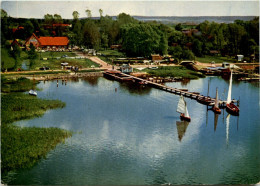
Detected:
[103,70,237,108]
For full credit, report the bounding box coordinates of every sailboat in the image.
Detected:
[226,71,240,115]
[212,88,221,114]
[177,95,191,122]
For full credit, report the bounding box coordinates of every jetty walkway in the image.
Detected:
[103,70,236,107]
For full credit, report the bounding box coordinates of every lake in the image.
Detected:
[4,76,260,185]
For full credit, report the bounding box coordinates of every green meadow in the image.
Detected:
[141,66,205,79]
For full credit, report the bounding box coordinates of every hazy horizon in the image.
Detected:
[1,1,259,19]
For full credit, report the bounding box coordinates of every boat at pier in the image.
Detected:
[177,95,191,122]
[226,71,240,115]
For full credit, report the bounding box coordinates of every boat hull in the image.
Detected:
[197,97,214,105]
[212,107,221,114]
[180,114,191,122]
[226,103,239,116]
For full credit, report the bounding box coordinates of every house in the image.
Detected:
[151,54,163,62]
[24,33,69,51]
[120,64,133,73]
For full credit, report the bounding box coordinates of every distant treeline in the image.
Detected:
[1,9,259,60]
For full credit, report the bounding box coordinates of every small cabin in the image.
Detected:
[120,64,133,74]
[151,54,163,62]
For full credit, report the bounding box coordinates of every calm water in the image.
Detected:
[4,76,260,185]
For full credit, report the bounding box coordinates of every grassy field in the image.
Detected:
[141,66,205,79]
[39,51,76,58]
[1,77,72,174]
[98,49,126,65]
[99,49,125,57]
[18,51,100,70]
[196,55,237,63]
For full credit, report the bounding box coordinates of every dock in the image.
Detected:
[103,70,237,108]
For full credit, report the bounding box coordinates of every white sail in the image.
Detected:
[185,102,190,117]
[177,96,186,114]
[214,88,219,108]
[227,71,233,104]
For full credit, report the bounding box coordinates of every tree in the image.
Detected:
[121,23,162,57]
[85,9,92,18]
[23,21,34,38]
[117,13,138,26]
[44,14,54,25]
[53,14,63,23]
[72,11,79,20]
[1,9,8,18]
[192,39,203,57]
[99,9,103,18]
[83,20,100,49]
[28,43,37,59]
[175,23,182,31]
[182,49,194,60]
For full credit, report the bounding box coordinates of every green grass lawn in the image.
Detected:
[39,51,76,58]
[196,55,237,63]
[18,51,101,70]
[140,66,205,79]
[99,49,125,57]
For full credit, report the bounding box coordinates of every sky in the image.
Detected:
[1,1,259,19]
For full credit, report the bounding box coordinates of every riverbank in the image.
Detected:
[1,77,72,177]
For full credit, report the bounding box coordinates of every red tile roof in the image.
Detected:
[38,36,69,46]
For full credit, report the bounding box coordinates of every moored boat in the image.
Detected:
[197,96,214,105]
[177,95,191,122]
[29,90,37,96]
[226,71,240,115]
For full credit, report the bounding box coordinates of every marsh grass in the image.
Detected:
[1,77,71,175]
[1,93,66,124]
[1,124,72,172]
[142,66,205,79]
[1,76,39,93]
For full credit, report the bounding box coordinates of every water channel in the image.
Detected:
[5,76,260,185]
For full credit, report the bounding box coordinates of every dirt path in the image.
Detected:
[74,51,112,69]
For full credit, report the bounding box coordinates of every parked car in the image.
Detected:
[61,55,68,58]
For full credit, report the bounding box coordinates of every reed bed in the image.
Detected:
[1,77,71,175]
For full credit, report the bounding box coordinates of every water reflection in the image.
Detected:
[119,82,152,95]
[81,76,99,86]
[226,114,230,146]
[180,79,191,86]
[214,113,219,132]
[176,120,190,141]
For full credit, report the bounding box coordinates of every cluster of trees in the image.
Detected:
[1,8,259,61]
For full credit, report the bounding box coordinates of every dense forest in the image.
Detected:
[1,8,259,61]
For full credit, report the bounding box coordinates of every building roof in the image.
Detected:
[38,36,69,46]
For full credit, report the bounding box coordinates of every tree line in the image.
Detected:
[1,8,259,61]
